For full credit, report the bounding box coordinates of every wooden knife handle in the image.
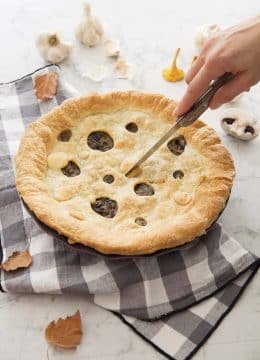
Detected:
[177,72,235,127]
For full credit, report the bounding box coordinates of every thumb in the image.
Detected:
[210,71,254,109]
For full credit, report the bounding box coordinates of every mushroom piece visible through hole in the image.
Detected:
[91,197,118,218]
[167,135,186,155]
[103,174,114,184]
[61,161,80,177]
[173,170,184,179]
[135,217,147,226]
[134,183,154,196]
[58,129,72,142]
[125,122,138,133]
[87,131,114,152]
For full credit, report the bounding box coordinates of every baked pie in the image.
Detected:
[15,91,235,255]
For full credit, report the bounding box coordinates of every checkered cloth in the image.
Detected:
[0,65,259,360]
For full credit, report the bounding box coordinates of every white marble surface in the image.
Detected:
[0,0,260,359]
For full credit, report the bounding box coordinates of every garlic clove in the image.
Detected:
[36,32,72,64]
[104,38,120,57]
[75,2,104,47]
[194,24,221,50]
[83,65,107,82]
[220,108,259,141]
[115,57,134,80]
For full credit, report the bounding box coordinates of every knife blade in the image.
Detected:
[125,72,235,177]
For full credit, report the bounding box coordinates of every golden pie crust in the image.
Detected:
[15,91,235,255]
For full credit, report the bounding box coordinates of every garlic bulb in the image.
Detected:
[194,24,221,50]
[75,2,104,47]
[104,38,120,57]
[36,32,72,64]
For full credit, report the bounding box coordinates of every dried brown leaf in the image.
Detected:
[45,310,82,349]
[34,71,58,100]
[0,250,32,272]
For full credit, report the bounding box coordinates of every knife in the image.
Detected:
[125,72,235,177]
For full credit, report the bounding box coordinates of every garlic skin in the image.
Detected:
[75,2,104,47]
[220,108,259,141]
[194,24,221,50]
[104,38,120,57]
[115,57,134,80]
[36,32,72,64]
[83,65,107,82]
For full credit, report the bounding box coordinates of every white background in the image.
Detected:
[0,0,260,359]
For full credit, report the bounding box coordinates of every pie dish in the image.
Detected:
[15,91,235,255]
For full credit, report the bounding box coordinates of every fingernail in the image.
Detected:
[173,109,180,116]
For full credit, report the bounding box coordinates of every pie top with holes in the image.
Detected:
[15,91,235,255]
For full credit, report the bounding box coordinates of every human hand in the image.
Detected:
[174,16,260,115]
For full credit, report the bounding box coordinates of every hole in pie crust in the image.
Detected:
[223,117,235,125]
[61,161,81,177]
[125,122,138,133]
[57,129,72,142]
[244,125,255,134]
[167,135,186,156]
[91,197,118,218]
[87,131,114,152]
[173,170,184,179]
[103,174,114,184]
[134,183,154,196]
[135,217,147,226]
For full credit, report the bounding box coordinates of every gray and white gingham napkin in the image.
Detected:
[0,65,259,360]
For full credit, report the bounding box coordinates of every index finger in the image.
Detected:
[174,63,223,115]
[185,55,205,84]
